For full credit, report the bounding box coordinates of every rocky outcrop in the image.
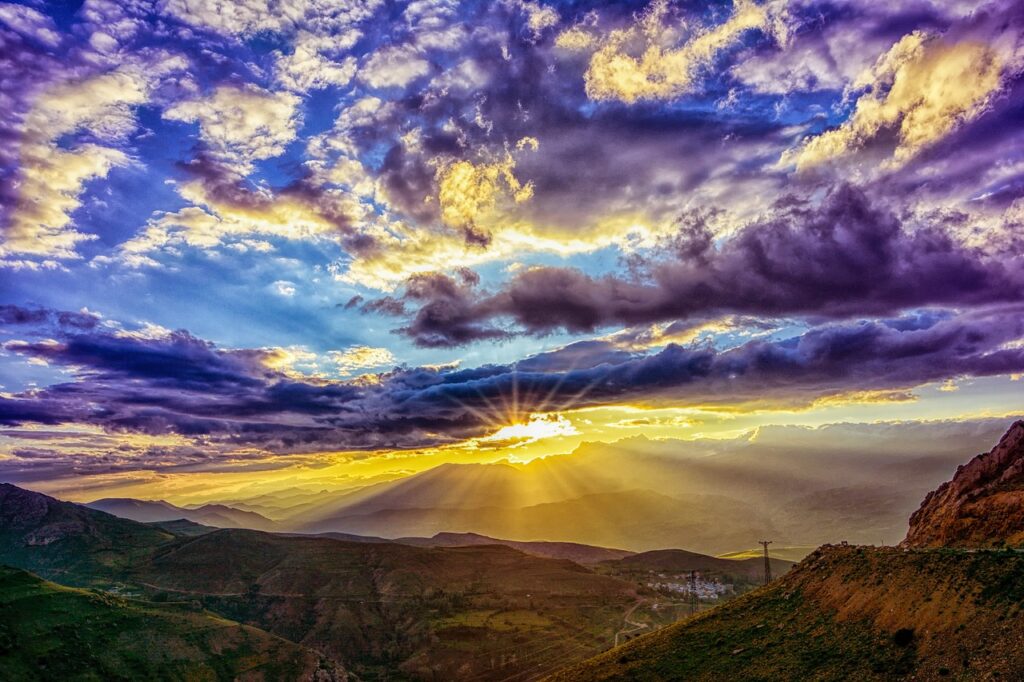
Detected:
[902,421,1024,548]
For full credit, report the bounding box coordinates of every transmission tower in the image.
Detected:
[759,540,773,585]
[688,570,698,616]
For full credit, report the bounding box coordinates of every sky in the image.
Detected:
[1,0,1024,503]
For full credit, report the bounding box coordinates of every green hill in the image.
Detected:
[0,482,174,587]
[131,528,637,680]
[0,484,641,680]
[0,565,345,681]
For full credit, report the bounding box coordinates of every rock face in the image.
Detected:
[902,421,1024,548]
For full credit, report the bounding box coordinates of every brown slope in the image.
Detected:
[902,420,1024,548]
[549,544,1024,681]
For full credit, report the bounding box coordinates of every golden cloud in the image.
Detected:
[573,0,787,104]
[783,32,1007,170]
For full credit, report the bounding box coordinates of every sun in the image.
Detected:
[480,413,579,447]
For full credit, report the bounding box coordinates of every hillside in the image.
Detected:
[0,565,346,681]
[130,528,637,680]
[903,421,1024,548]
[87,498,278,532]
[0,484,642,680]
[550,421,1024,681]
[549,544,1024,681]
[601,549,794,583]
[397,532,635,564]
[0,483,174,586]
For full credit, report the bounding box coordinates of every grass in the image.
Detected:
[548,546,1024,681]
[0,565,338,681]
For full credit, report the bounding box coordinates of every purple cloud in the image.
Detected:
[376,186,1024,346]
[1,304,1023,474]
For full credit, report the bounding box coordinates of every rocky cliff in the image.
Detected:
[902,420,1024,548]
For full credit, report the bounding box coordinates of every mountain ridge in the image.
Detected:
[903,420,1024,548]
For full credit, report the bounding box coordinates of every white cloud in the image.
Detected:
[158,0,382,37]
[272,280,297,297]
[1,70,149,262]
[359,44,431,89]
[163,85,301,175]
[0,2,61,47]
[275,30,359,92]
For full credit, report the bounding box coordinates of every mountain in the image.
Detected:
[550,544,1024,681]
[149,518,218,537]
[0,483,643,680]
[298,488,774,555]
[397,531,635,563]
[282,460,614,528]
[0,565,346,681]
[86,497,277,531]
[903,420,1024,548]
[601,548,794,583]
[0,482,174,586]
[129,528,638,679]
[551,421,1024,681]
[267,422,1010,554]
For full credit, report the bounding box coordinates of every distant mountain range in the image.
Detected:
[82,422,1010,554]
[85,497,278,531]
[7,421,1024,679]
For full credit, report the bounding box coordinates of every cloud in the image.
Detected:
[164,85,302,175]
[158,0,380,38]
[272,280,297,297]
[379,185,1024,345]
[275,30,360,92]
[1,305,1023,467]
[359,44,431,89]
[434,138,538,241]
[329,346,397,375]
[573,0,788,103]
[0,3,61,47]
[782,19,1020,170]
[1,69,149,261]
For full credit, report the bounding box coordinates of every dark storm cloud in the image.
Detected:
[379,186,1024,346]
[1,304,1023,469]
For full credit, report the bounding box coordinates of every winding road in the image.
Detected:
[614,599,649,647]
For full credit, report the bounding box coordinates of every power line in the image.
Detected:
[759,539,772,585]
[688,570,698,616]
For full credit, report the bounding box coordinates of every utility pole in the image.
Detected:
[689,570,698,616]
[759,540,773,585]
